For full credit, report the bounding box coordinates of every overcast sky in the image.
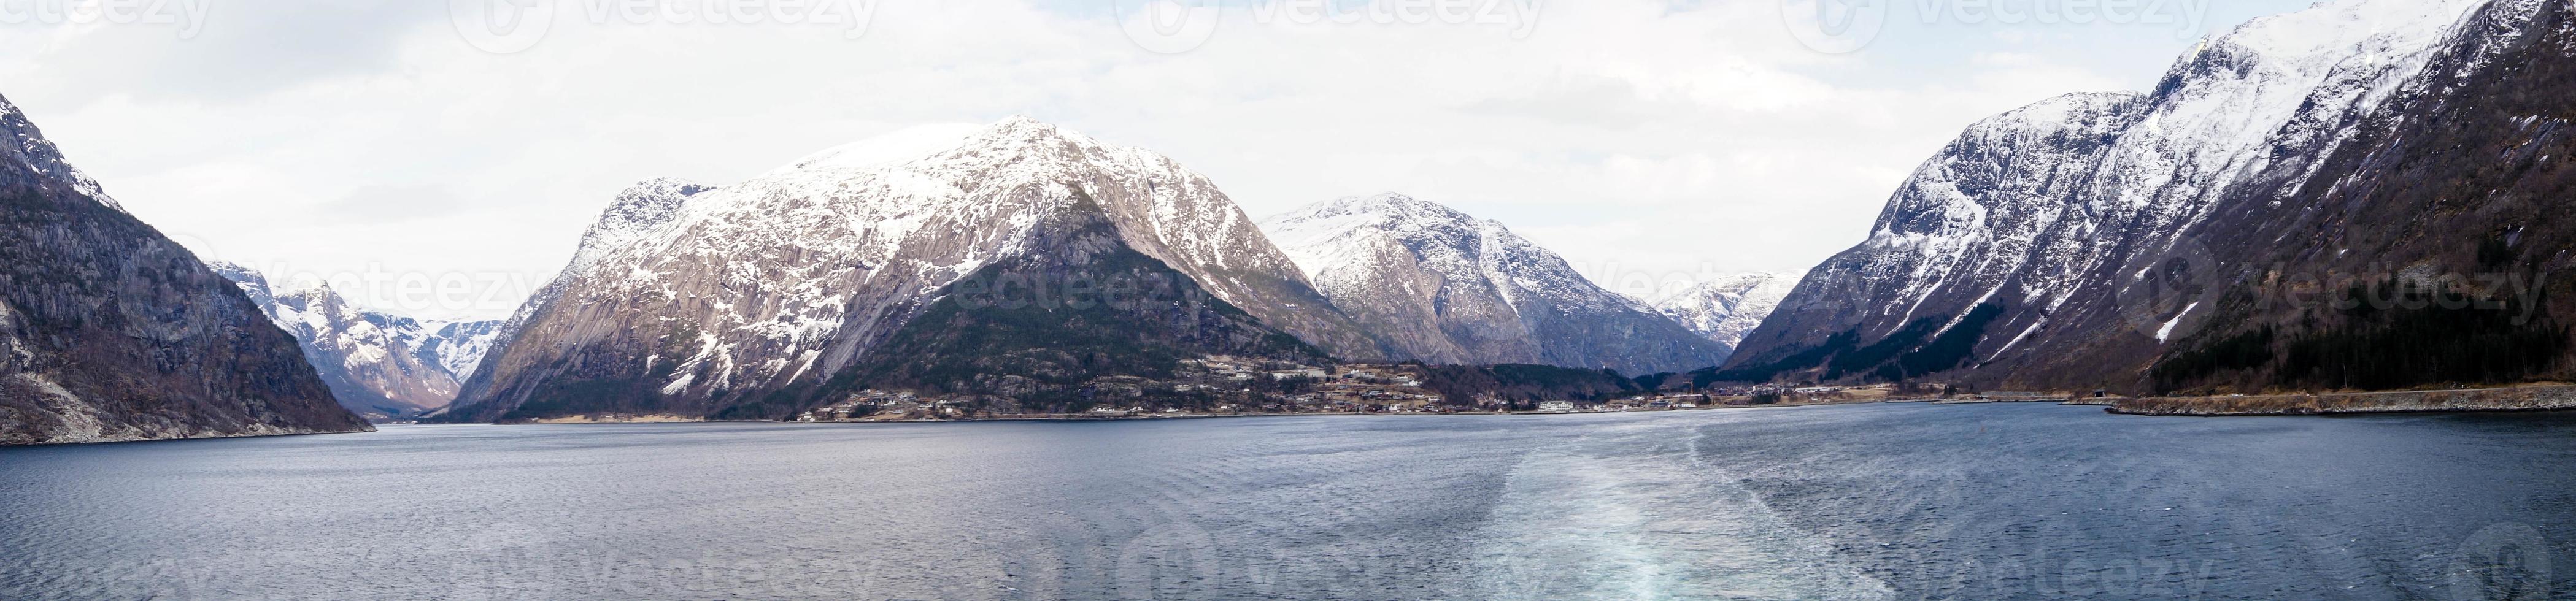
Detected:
[0,0,2319,320]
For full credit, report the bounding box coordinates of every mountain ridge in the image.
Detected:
[0,93,371,444]
[1724,0,2573,392]
[445,117,1381,421]
[212,262,501,421]
[1260,193,1734,375]
[1646,271,1805,354]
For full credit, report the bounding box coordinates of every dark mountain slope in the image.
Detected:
[1726,0,2575,394]
[0,95,369,444]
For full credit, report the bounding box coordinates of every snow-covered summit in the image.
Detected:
[1265,192,1652,315]
[1730,0,2556,386]
[1261,193,1730,374]
[1645,272,1805,352]
[769,123,986,175]
[449,117,1373,420]
[1829,0,2509,326]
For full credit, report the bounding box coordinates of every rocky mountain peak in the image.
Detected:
[0,95,368,443]
[1285,193,1478,226]
[1727,0,2562,391]
[446,116,1377,422]
[574,177,710,262]
[1262,193,1731,375]
[1646,272,1806,353]
[214,262,501,421]
[0,94,113,209]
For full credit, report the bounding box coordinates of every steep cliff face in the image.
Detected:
[445,118,1376,422]
[1727,0,2573,392]
[1723,92,2147,384]
[0,94,369,444]
[2144,0,2576,393]
[212,262,500,421]
[1261,193,1731,375]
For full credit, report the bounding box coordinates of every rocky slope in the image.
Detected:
[1646,272,1804,354]
[0,94,371,444]
[1724,0,2576,394]
[805,194,1333,417]
[1260,193,1732,375]
[444,118,1379,422]
[413,319,502,381]
[212,263,501,421]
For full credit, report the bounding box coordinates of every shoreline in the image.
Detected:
[0,424,379,448]
[2107,385,2576,417]
[466,398,1903,428]
[418,386,2576,432]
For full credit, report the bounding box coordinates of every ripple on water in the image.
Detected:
[2,407,2574,599]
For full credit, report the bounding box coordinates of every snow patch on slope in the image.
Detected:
[461,116,1353,408]
[1647,272,1806,352]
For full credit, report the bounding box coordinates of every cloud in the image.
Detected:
[0,0,2306,318]
[312,184,468,225]
[1,1,439,105]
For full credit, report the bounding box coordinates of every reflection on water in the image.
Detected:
[1,404,2570,599]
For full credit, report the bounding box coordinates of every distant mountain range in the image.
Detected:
[0,94,369,445]
[210,263,500,422]
[1725,0,2576,394]
[439,118,1386,422]
[426,121,1788,423]
[1260,193,1740,375]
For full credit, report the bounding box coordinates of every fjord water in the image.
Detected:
[2,404,2567,600]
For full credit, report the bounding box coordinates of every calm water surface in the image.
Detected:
[2,403,2571,599]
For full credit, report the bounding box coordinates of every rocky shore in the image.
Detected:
[2108,386,2576,416]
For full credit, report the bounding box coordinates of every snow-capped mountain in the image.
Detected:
[1727,0,2572,392]
[414,320,504,381]
[444,117,1376,422]
[212,263,503,421]
[1646,272,1804,353]
[1261,193,1732,375]
[0,93,367,444]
